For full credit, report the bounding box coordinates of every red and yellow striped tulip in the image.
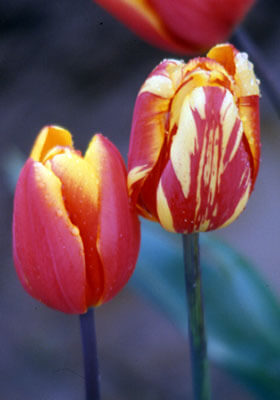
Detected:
[127,43,260,233]
[13,126,140,314]
[94,0,255,54]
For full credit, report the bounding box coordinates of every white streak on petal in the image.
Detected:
[220,90,243,165]
[140,75,174,98]
[170,87,206,198]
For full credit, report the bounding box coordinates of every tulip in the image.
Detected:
[127,43,260,233]
[94,0,255,53]
[13,126,140,313]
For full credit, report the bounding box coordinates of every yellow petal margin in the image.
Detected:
[30,126,73,162]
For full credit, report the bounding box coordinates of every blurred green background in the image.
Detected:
[1,0,280,399]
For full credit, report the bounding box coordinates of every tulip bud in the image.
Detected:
[94,0,255,53]
[13,126,140,313]
[127,43,260,233]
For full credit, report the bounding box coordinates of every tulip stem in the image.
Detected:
[182,233,211,400]
[79,308,100,400]
[233,27,280,120]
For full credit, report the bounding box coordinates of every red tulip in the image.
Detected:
[13,126,140,313]
[94,0,255,53]
[127,43,260,233]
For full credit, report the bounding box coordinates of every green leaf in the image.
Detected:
[130,220,280,400]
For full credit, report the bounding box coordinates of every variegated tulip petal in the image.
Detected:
[30,126,73,162]
[207,43,260,184]
[207,44,260,97]
[170,60,236,137]
[128,59,184,202]
[134,145,169,220]
[47,149,103,307]
[127,92,168,195]
[234,53,260,183]
[157,86,252,233]
[13,159,87,313]
[238,95,260,184]
[94,0,199,53]
[207,43,238,76]
[86,135,140,305]
[152,56,239,222]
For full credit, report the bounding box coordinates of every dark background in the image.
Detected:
[0,0,280,398]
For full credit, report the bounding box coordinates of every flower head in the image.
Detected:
[128,44,260,233]
[13,126,140,313]
[94,0,255,53]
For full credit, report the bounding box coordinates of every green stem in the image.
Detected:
[182,233,211,400]
[79,308,100,400]
[233,27,280,120]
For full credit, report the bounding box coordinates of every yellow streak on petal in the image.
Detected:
[218,91,244,194]
[200,89,243,219]
[234,52,260,97]
[96,0,162,32]
[136,204,158,222]
[197,220,210,232]
[220,90,243,165]
[127,164,152,195]
[212,205,218,217]
[169,66,235,138]
[175,87,244,228]
[171,87,205,198]
[156,180,175,232]
[116,0,169,36]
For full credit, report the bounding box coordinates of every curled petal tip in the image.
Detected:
[30,125,73,163]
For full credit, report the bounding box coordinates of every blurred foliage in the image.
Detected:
[130,220,280,400]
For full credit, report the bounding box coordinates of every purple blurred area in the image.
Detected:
[0,0,279,398]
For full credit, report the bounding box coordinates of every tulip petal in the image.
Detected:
[234,52,260,183]
[94,0,199,53]
[207,44,260,184]
[157,86,252,233]
[13,159,87,313]
[238,95,260,184]
[207,43,238,76]
[30,126,73,162]
[207,44,260,97]
[169,59,236,136]
[150,0,255,49]
[128,59,184,203]
[86,135,140,305]
[95,0,254,53]
[47,149,103,307]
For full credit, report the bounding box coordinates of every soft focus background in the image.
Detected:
[1,0,280,399]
